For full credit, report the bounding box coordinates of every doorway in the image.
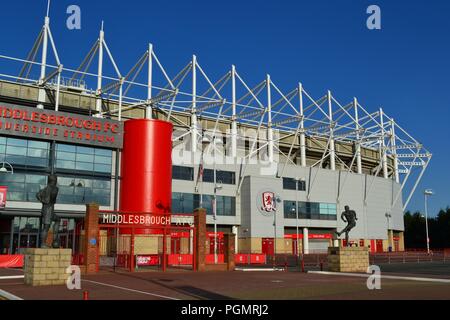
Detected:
[262,238,274,256]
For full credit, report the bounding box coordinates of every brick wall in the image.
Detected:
[327,247,369,273]
[24,248,72,286]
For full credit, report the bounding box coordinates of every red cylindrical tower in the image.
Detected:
[119,119,173,234]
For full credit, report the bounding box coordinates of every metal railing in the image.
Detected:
[370,250,448,264]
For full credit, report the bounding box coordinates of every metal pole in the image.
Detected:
[299,83,306,167]
[273,211,276,269]
[213,138,218,264]
[38,16,50,108]
[267,75,274,163]
[354,98,362,174]
[231,65,237,158]
[328,91,335,170]
[96,23,104,115]
[191,55,197,153]
[295,178,299,258]
[380,108,388,179]
[146,43,153,119]
[424,193,430,254]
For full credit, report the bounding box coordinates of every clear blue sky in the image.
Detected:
[0,0,449,216]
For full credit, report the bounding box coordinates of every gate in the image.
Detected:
[97,211,196,272]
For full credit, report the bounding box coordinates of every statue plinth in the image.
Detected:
[327,246,369,273]
[24,248,72,286]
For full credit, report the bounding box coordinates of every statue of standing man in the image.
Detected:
[335,205,357,246]
[36,174,60,248]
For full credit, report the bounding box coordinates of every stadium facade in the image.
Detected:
[0,9,431,257]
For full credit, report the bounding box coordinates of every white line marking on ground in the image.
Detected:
[0,288,23,300]
[308,271,450,284]
[0,276,25,280]
[235,268,285,272]
[82,280,180,300]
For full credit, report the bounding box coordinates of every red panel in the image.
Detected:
[250,254,266,264]
[0,255,23,268]
[205,254,224,264]
[119,119,173,234]
[168,254,193,265]
[136,255,160,266]
[234,254,248,264]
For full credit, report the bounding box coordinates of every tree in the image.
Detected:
[404,208,450,249]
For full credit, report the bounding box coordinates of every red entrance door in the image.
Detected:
[209,236,224,254]
[370,240,376,253]
[171,238,181,254]
[292,239,299,255]
[262,238,274,256]
[376,240,383,253]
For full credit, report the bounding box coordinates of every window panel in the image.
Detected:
[76,153,94,163]
[94,164,111,173]
[76,146,94,155]
[56,151,76,161]
[94,155,112,165]
[75,162,94,171]
[6,146,26,156]
[7,138,27,147]
[28,141,48,149]
[95,148,112,157]
[56,160,75,169]
[57,144,76,153]
[172,166,194,181]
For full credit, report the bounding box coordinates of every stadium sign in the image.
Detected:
[256,189,279,217]
[100,213,171,226]
[0,104,123,148]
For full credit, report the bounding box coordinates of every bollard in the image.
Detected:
[284,261,288,272]
[83,291,89,300]
[301,259,305,273]
[320,261,323,271]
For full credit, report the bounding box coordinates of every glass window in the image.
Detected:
[283,201,297,219]
[76,153,94,163]
[202,169,235,185]
[56,177,111,206]
[57,151,76,161]
[75,162,94,171]
[55,143,112,175]
[172,192,195,214]
[0,173,47,202]
[285,201,337,220]
[6,146,26,156]
[0,137,49,169]
[172,166,194,181]
[171,193,236,216]
[282,178,306,191]
[77,146,94,155]
[56,144,76,153]
[7,138,27,147]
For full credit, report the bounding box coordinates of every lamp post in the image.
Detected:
[385,212,392,252]
[424,189,433,254]
[273,195,281,269]
[199,130,210,208]
[0,160,14,174]
[212,137,222,264]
